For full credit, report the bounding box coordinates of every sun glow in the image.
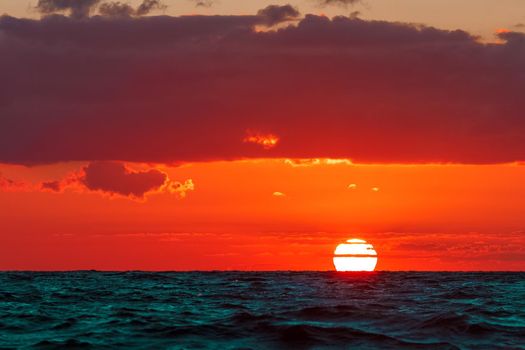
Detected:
[333,238,378,272]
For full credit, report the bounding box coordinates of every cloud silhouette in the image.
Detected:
[98,2,136,17]
[81,161,167,198]
[256,4,300,26]
[35,0,100,18]
[36,0,166,18]
[135,0,166,16]
[1,12,525,164]
[36,162,193,199]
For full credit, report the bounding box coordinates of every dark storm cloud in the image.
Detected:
[256,5,300,26]
[1,12,525,164]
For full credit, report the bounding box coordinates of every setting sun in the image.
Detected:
[333,238,378,272]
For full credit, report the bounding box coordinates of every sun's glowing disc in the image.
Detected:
[333,238,377,271]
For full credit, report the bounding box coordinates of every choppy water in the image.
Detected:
[0,272,524,349]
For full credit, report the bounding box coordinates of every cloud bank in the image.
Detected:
[1,10,525,164]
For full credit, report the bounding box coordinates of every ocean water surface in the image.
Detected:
[0,272,524,349]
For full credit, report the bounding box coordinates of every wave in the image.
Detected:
[0,272,523,349]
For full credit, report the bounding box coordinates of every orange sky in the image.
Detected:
[1,160,524,271]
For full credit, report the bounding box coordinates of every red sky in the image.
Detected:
[1,0,525,271]
[1,160,524,270]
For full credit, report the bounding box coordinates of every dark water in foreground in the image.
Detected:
[0,272,524,349]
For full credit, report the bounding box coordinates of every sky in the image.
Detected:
[1,0,525,271]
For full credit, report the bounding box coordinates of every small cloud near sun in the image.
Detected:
[272,191,286,197]
[347,183,357,189]
[371,187,380,192]
[243,131,279,149]
[324,159,353,165]
[284,158,353,167]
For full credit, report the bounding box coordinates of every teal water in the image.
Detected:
[0,272,524,349]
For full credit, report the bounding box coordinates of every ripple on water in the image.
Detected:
[0,272,523,349]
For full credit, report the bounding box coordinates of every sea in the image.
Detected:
[0,272,524,349]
